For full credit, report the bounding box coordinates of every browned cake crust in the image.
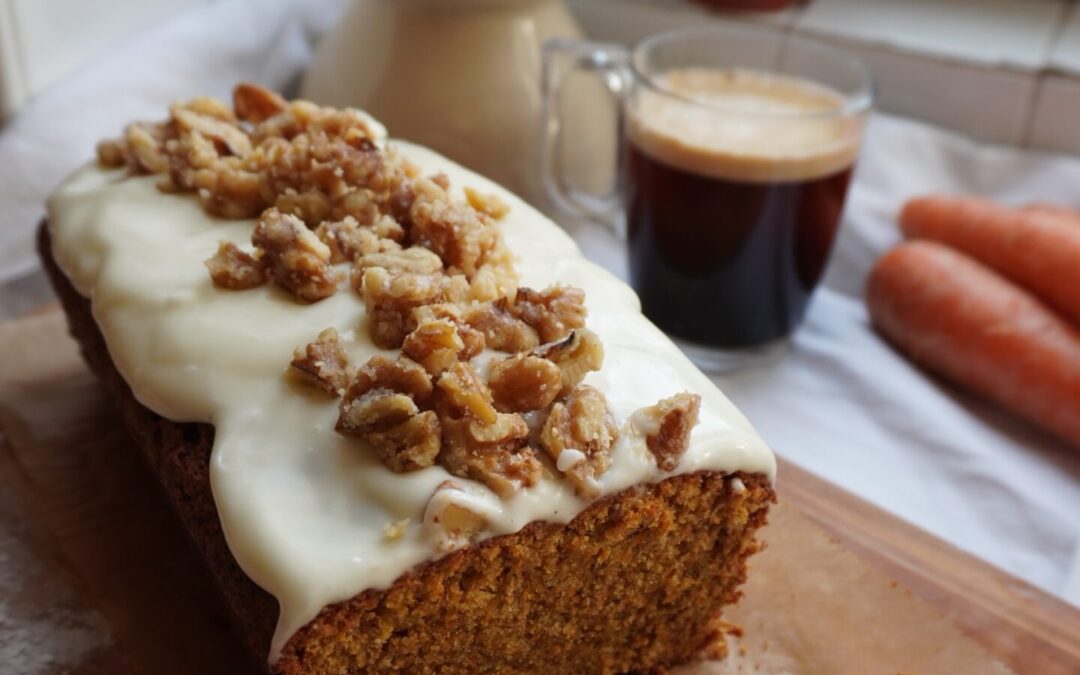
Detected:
[40,223,775,674]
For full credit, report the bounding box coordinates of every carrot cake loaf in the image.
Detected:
[40,84,776,674]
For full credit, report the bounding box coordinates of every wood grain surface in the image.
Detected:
[781,460,1080,675]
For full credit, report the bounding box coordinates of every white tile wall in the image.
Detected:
[823,36,1040,146]
[570,0,1080,154]
[797,0,1065,71]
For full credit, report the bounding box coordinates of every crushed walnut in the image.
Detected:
[488,354,562,413]
[204,241,267,290]
[532,328,604,394]
[540,385,618,497]
[336,356,439,472]
[464,186,510,220]
[422,481,492,552]
[512,286,587,344]
[290,328,351,395]
[633,393,702,471]
[97,82,513,309]
[440,415,540,498]
[100,85,708,511]
[252,209,337,302]
[402,319,467,376]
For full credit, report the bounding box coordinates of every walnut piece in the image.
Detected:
[409,177,499,278]
[435,362,497,424]
[345,355,433,404]
[336,356,440,472]
[354,246,443,278]
[233,82,287,123]
[464,186,511,220]
[532,329,604,394]
[204,241,267,290]
[275,190,331,228]
[123,122,170,174]
[512,286,586,343]
[338,389,441,472]
[360,267,448,348]
[488,354,562,413]
[440,415,540,498]
[290,328,351,395]
[422,481,492,552]
[540,385,618,498]
[463,299,539,353]
[402,319,466,376]
[252,208,338,302]
[412,304,486,359]
[633,393,701,471]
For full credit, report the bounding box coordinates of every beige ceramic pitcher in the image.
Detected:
[300,0,615,209]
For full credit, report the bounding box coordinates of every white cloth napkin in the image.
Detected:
[0,0,1077,607]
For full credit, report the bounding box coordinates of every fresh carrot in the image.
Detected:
[899,195,1080,325]
[1023,202,1080,224]
[867,241,1080,448]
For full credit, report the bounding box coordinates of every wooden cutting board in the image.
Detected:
[0,308,1077,674]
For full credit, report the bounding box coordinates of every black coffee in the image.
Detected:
[624,69,857,348]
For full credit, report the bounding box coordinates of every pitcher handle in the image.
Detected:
[539,38,631,231]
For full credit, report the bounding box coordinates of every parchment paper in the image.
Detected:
[0,311,1012,674]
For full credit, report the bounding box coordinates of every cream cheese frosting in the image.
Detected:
[47,138,775,661]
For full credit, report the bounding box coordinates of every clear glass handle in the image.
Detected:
[539,38,630,230]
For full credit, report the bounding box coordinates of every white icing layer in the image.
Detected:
[46,141,775,661]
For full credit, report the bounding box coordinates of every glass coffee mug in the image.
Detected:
[540,27,873,371]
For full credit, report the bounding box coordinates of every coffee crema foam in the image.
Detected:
[627,68,862,183]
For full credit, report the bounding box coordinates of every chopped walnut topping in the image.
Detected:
[233,82,287,123]
[104,85,714,503]
[634,393,701,471]
[96,138,126,168]
[440,415,540,498]
[338,390,441,472]
[532,328,604,394]
[360,267,448,348]
[345,355,433,404]
[467,265,516,303]
[412,304,486,358]
[123,122,170,174]
[435,362,497,425]
[315,216,365,264]
[336,356,439,472]
[402,319,466,376]
[513,286,587,344]
[463,299,539,353]
[275,190,331,227]
[464,186,511,220]
[290,328,351,395]
[251,208,338,302]
[540,385,618,497]
[173,107,252,157]
[204,241,267,290]
[409,176,499,278]
[430,173,451,190]
[488,354,562,413]
[370,214,406,243]
[329,188,379,226]
[422,481,491,552]
[354,246,443,278]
